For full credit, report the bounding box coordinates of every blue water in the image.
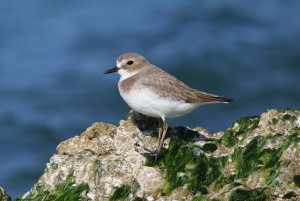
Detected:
[1,1,299,198]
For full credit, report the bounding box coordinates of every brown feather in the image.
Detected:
[122,66,232,104]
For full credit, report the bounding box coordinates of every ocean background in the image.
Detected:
[0,1,299,198]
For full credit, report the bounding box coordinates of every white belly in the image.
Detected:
[119,87,200,118]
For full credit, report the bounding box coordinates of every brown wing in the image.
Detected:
[140,66,232,104]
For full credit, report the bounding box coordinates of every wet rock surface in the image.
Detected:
[13,109,300,201]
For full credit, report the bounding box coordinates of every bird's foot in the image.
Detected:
[134,143,160,163]
[134,142,155,156]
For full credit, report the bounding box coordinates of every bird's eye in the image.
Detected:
[127,60,134,65]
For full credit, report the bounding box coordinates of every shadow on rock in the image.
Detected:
[128,111,215,142]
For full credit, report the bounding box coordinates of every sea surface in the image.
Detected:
[0,1,299,198]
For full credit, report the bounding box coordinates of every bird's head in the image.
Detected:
[104,53,149,79]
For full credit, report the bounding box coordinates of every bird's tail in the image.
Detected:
[193,91,233,104]
[213,96,233,103]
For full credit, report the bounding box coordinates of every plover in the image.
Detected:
[104,53,232,162]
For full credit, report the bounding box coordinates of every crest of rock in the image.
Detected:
[0,186,11,201]
[13,109,300,201]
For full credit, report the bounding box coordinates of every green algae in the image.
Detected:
[144,148,168,167]
[282,114,297,122]
[232,134,299,180]
[16,173,89,201]
[133,198,147,201]
[293,175,300,188]
[92,159,102,177]
[282,108,297,112]
[264,134,299,167]
[201,143,218,153]
[232,136,266,178]
[264,158,291,188]
[146,127,299,196]
[109,185,131,201]
[223,116,260,147]
[229,188,268,201]
[157,137,228,194]
[291,127,300,135]
[49,162,58,171]
[214,175,235,190]
[192,194,208,201]
[196,133,299,192]
[283,191,298,199]
[145,156,156,167]
[271,118,278,125]
[192,194,220,201]
[146,109,300,199]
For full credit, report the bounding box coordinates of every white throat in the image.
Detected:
[118,69,138,81]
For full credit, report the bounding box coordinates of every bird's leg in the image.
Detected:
[134,116,168,163]
[154,118,163,156]
[155,117,168,163]
[125,109,134,120]
[156,117,163,149]
[134,117,163,158]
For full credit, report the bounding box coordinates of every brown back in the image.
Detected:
[122,65,231,104]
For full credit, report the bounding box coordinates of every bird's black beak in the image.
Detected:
[104,66,119,74]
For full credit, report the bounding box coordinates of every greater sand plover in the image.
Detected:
[104,53,232,162]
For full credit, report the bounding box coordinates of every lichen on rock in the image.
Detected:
[13,108,300,201]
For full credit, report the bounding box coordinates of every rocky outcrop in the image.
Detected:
[0,186,11,201]
[15,109,300,201]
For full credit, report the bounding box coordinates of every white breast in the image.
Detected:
[118,83,200,118]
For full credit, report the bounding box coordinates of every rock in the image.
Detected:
[0,186,11,201]
[136,167,163,195]
[16,109,300,201]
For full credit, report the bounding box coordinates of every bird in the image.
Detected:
[104,53,232,162]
